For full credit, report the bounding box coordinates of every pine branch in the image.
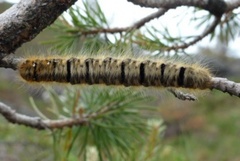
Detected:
[0,55,23,70]
[0,101,98,130]
[65,9,222,52]
[0,88,147,130]
[127,0,228,17]
[79,9,168,35]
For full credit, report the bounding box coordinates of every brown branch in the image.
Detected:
[211,77,240,97]
[80,9,168,35]
[0,102,95,130]
[127,0,227,17]
[133,8,168,29]
[0,99,119,130]
[0,102,47,130]
[0,0,77,57]
[164,16,220,51]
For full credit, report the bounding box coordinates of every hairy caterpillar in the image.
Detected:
[18,56,212,89]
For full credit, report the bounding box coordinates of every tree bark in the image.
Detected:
[0,0,77,58]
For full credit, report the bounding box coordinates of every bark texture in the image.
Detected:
[0,0,77,57]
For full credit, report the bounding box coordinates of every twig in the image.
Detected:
[164,16,220,51]
[0,102,91,130]
[168,88,197,101]
[211,77,240,97]
[80,9,168,35]
[0,102,47,130]
[0,54,23,70]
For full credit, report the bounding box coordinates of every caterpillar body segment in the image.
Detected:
[18,57,212,89]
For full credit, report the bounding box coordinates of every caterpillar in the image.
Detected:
[18,56,212,89]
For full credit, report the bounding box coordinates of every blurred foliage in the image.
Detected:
[29,87,163,161]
